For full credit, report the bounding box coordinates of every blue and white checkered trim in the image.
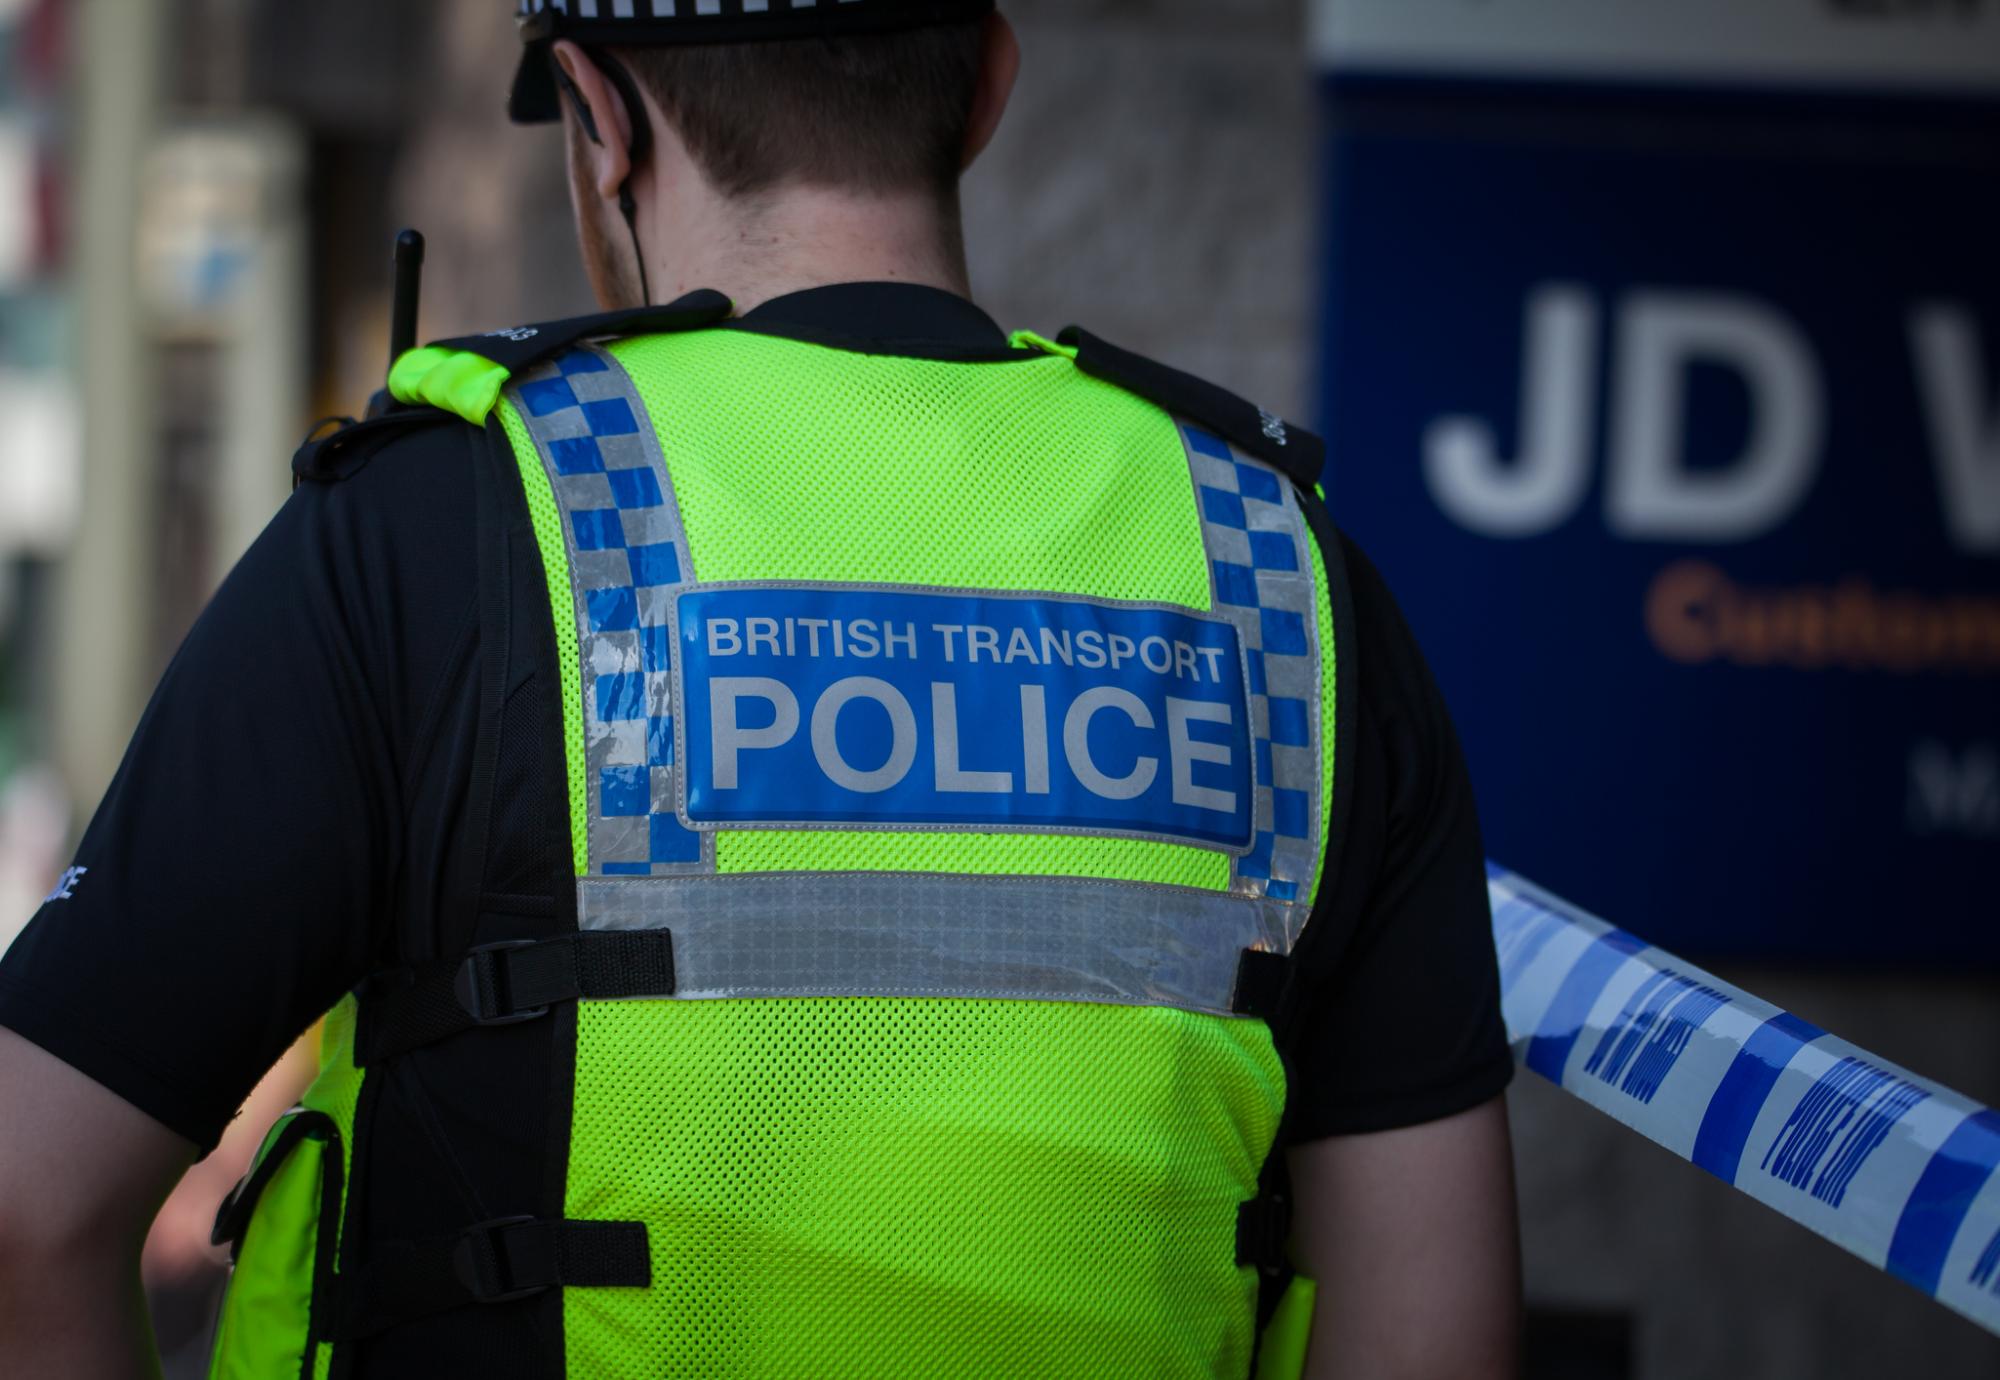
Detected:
[1182,423,1324,908]
[1495,866,2000,1339]
[509,347,711,878]
[520,1,919,20]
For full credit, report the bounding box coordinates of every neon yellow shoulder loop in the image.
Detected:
[1008,328,1078,359]
[388,346,512,425]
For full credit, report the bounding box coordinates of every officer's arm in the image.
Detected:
[0,1025,193,1378]
[1288,1094,1521,1379]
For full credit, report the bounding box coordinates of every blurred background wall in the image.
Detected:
[0,1,1993,1376]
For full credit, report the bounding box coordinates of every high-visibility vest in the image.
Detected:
[209,295,1348,1380]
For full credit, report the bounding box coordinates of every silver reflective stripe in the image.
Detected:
[578,873,1299,1015]
[1180,427,1326,907]
[505,347,715,878]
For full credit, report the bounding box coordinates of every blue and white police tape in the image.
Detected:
[1491,865,2000,1337]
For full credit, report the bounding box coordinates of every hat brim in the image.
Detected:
[510,39,562,125]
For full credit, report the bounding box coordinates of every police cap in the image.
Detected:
[511,0,998,124]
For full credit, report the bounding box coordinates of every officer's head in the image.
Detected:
[509,1,1020,310]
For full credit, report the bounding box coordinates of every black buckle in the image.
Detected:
[1232,948,1290,1021]
[452,1216,549,1305]
[453,940,549,1025]
[1235,1193,1292,1277]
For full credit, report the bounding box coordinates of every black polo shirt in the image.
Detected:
[0,282,1511,1153]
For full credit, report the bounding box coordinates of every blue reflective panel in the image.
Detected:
[1266,697,1310,747]
[628,542,682,588]
[1248,530,1300,572]
[1272,787,1310,838]
[1201,488,1248,530]
[572,510,626,552]
[580,397,639,435]
[548,436,605,476]
[676,585,1255,850]
[1235,463,1282,505]
[1184,426,1233,460]
[596,672,645,723]
[650,812,702,863]
[517,377,577,416]
[1260,608,1310,657]
[1237,830,1275,880]
[1213,561,1260,608]
[607,466,663,509]
[587,587,639,633]
[641,625,673,673]
[601,766,649,818]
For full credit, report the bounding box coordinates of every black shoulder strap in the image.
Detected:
[1056,326,1325,492]
[426,287,733,375]
[292,408,461,487]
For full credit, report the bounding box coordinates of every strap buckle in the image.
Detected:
[1236,1193,1292,1278]
[451,1216,550,1305]
[453,940,548,1025]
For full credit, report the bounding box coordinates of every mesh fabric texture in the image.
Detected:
[565,997,1282,1378]
[520,329,1324,1376]
[1310,504,1338,859]
[610,329,1228,890]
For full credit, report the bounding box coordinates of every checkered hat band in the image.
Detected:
[516,0,994,39]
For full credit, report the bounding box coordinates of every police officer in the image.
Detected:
[0,5,1520,1377]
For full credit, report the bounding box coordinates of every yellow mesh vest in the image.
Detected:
[484,327,1340,1378]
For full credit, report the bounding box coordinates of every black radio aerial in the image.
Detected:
[389,228,426,372]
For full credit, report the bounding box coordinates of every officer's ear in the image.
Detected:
[961,14,1020,171]
[553,40,638,204]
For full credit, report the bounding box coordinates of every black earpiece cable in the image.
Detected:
[552,49,654,306]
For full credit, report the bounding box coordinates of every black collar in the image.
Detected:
[729,282,1033,362]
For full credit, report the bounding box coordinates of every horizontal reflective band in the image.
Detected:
[1493,866,2000,1339]
[577,873,1304,1016]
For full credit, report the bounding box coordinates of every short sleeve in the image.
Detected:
[0,423,483,1153]
[1283,534,1514,1140]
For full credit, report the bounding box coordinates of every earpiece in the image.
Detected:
[551,47,654,307]
[592,49,652,168]
[552,63,604,146]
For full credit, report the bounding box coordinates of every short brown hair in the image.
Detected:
[613,25,985,199]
